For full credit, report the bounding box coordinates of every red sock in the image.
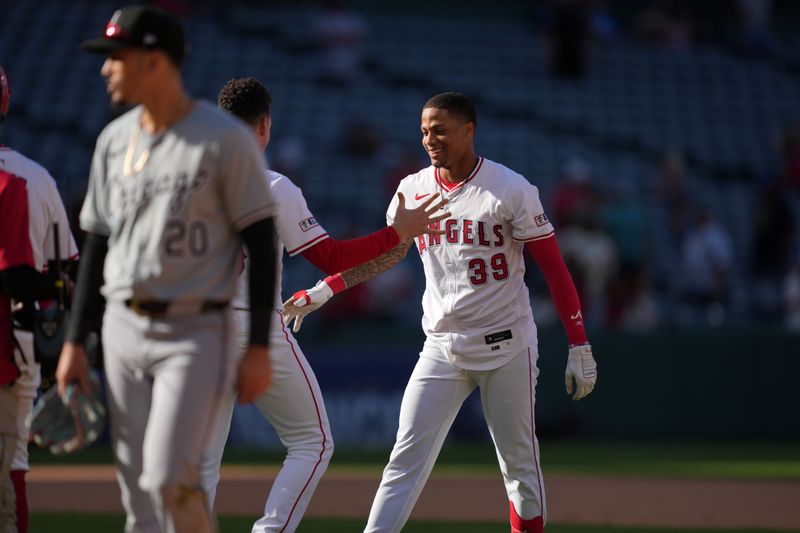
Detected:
[11,470,28,533]
[510,501,543,533]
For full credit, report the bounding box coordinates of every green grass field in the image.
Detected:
[32,438,800,480]
[27,514,793,533]
[27,439,800,531]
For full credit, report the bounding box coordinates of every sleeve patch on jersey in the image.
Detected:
[299,216,319,232]
[534,213,549,227]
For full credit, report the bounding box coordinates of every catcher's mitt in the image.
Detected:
[28,370,107,455]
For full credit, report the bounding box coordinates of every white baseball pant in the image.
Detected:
[200,311,333,533]
[102,301,237,533]
[10,330,39,473]
[365,336,546,533]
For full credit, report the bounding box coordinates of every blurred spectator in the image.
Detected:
[550,157,596,228]
[318,280,370,329]
[679,206,732,314]
[270,135,308,190]
[781,125,800,190]
[363,260,415,325]
[383,147,425,205]
[602,183,648,275]
[341,118,384,159]
[750,185,795,318]
[606,269,660,331]
[784,257,800,331]
[634,0,693,51]
[558,210,618,325]
[548,0,590,80]
[734,0,775,57]
[313,220,372,330]
[602,182,655,329]
[656,149,691,246]
[588,0,619,40]
[312,0,368,86]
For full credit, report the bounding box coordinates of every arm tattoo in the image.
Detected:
[341,241,413,289]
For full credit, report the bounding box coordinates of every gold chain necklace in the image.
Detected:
[123,126,150,176]
[123,98,194,176]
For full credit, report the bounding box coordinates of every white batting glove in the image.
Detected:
[565,343,597,401]
[282,279,334,333]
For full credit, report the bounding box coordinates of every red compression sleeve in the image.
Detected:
[301,226,399,275]
[526,236,587,345]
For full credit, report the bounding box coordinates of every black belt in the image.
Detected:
[124,299,228,317]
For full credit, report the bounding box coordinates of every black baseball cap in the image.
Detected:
[81,5,186,65]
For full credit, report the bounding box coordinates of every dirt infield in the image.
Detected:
[27,465,800,530]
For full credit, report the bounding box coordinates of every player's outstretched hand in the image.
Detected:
[56,341,91,398]
[282,279,335,333]
[236,345,271,403]
[391,192,451,242]
[565,343,597,401]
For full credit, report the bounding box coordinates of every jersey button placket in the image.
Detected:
[441,241,457,353]
[443,246,457,308]
[445,258,455,295]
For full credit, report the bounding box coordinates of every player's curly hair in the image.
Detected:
[218,77,272,126]
[423,92,477,126]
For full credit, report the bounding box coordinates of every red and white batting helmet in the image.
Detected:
[0,65,10,119]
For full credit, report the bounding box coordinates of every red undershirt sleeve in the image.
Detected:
[526,236,588,345]
[301,226,400,275]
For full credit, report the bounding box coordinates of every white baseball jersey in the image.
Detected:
[80,100,274,304]
[204,171,334,531]
[1,146,79,471]
[233,170,329,333]
[232,170,328,316]
[0,147,78,269]
[386,157,554,371]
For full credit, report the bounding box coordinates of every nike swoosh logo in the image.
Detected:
[570,310,583,320]
[415,193,431,200]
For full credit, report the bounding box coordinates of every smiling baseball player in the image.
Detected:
[201,77,448,533]
[285,92,598,533]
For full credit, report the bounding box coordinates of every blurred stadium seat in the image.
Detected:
[2,0,799,329]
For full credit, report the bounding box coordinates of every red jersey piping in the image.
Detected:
[435,156,484,193]
[286,233,330,256]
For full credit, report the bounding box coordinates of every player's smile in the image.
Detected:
[427,145,445,162]
[423,135,447,167]
[420,106,475,175]
[422,140,446,165]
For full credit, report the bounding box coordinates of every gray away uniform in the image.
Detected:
[80,100,274,533]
